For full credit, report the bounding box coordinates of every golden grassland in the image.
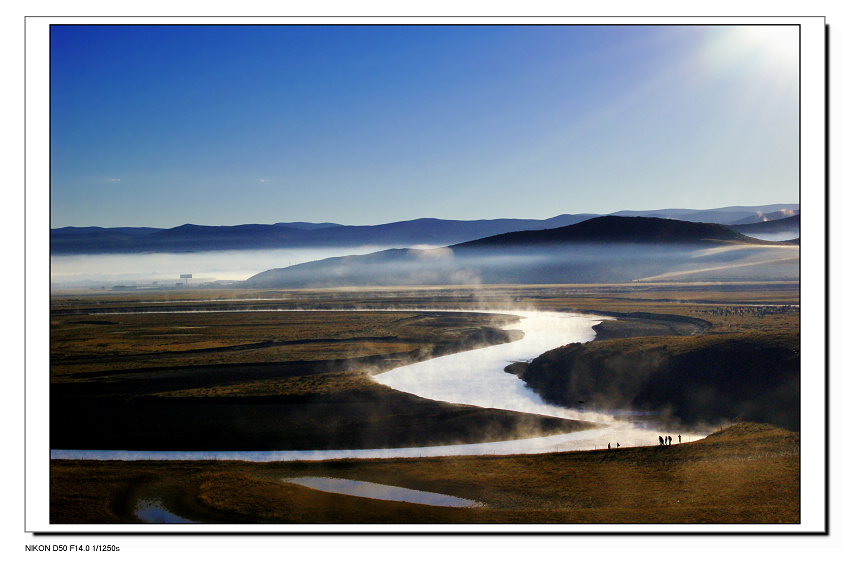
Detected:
[51,309,520,379]
[50,422,799,524]
[51,281,799,340]
[48,282,802,524]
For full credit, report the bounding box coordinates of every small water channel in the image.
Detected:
[133,498,197,524]
[283,477,485,508]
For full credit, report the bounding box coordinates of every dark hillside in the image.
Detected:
[454,215,762,249]
[519,332,800,430]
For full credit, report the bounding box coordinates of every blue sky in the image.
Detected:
[50,24,800,229]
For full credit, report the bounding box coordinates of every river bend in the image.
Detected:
[52,309,700,462]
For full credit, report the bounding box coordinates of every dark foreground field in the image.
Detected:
[50,422,799,524]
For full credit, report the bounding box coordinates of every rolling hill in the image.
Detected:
[243,216,800,288]
[453,215,763,248]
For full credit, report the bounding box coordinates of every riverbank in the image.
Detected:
[50,422,800,525]
[501,311,709,377]
[51,307,598,451]
[518,329,800,431]
[588,313,710,341]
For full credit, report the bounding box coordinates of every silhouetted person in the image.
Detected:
[678,434,682,444]
[608,443,611,450]
[659,436,665,445]
[616,442,620,448]
[668,435,672,445]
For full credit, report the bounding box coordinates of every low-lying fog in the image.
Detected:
[245,242,801,288]
[735,231,799,242]
[51,238,800,291]
[49,246,403,289]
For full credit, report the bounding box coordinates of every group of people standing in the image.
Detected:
[606,434,685,450]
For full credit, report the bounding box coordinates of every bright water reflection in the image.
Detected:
[373,310,600,415]
[50,427,618,462]
[283,477,485,508]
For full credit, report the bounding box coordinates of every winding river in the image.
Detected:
[51,309,701,463]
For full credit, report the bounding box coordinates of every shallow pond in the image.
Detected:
[283,477,485,508]
[133,498,197,524]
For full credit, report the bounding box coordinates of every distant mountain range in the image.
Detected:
[728,209,800,225]
[51,204,798,255]
[615,204,798,225]
[243,215,800,288]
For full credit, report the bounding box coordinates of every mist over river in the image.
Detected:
[50,247,396,289]
[52,309,703,462]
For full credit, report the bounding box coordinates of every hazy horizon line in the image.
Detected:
[51,202,801,231]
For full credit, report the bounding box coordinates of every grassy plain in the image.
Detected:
[51,422,799,524]
[49,282,801,524]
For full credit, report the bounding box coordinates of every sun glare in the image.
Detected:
[739,25,799,65]
[699,25,799,78]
